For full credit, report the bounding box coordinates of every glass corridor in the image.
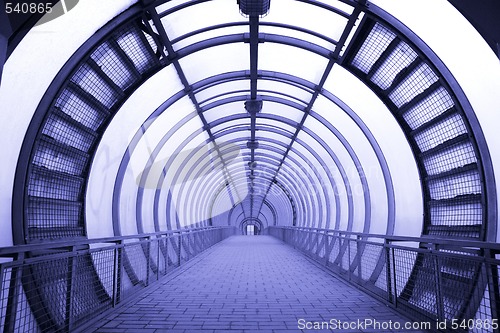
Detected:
[0,0,499,332]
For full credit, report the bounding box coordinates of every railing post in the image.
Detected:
[193,231,197,254]
[384,239,393,304]
[485,249,500,333]
[356,235,362,280]
[177,233,182,267]
[145,236,151,286]
[112,241,123,307]
[324,232,330,266]
[165,235,169,274]
[64,246,78,332]
[156,238,160,281]
[432,245,444,321]
[347,235,351,282]
[3,253,24,333]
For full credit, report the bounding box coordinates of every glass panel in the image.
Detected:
[313,0,354,15]
[338,11,364,59]
[260,101,304,124]
[28,198,81,228]
[197,80,249,105]
[258,79,312,105]
[259,24,335,51]
[43,112,96,152]
[287,145,333,196]
[116,25,159,73]
[259,43,329,84]
[312,95,373,156]
[214,129,250,143]
[256,147,283,160]
[159,0,244,41]
[262,0,349,42]
[180,43,249,84]
[72,63,119,109]
[257,128,292,143]
[255,118,293,145]
[173,25,247,51]
[203,102,248,124]
[166,132,223,188]
[287,150,309,169]
[211,117,251,134]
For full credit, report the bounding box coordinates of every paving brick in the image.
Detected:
[91,236,421,332]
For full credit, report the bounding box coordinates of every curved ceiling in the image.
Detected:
[2,0,498,244]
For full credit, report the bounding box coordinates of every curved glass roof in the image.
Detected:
[3,0,497,244]
[1,2,500,329]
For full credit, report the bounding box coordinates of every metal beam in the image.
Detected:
[0,0,11,87]
[147,7,244,221]
[253,3,366,223]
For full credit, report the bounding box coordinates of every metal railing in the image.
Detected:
[266,226,500,333]
[0,226,236,333]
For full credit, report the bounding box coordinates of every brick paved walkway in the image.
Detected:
[91,236,427,333]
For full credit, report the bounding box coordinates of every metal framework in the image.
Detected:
[6,0,498,331]
[268,226,500,331]
[0,226,235,332]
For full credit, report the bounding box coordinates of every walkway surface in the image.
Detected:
[91,236,426,333]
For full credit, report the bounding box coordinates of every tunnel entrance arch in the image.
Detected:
[241,218,263,235]
[5,0,499,330]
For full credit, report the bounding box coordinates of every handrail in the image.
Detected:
[270,226,500,251]
[0,226,237,332]
[266,226,500,332]
[0,226,234,257]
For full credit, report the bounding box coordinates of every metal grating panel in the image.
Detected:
[0,228,234,331]
[428,170,482,200]
[42,112,96,152]
[27,197,81,229]
[398,253,439,316]
[370,41,418,90]
[28,166,83,201]
[21,19,163,242]
[430,199,482,226]
[351,22,396,74]
[91,42,136,91]
[423,141,477,176]
[388,62,439,108]
[71,63,120,109]
[268,227,499,329]
[32,138,88,176]
[403,86,454,130]
[438,253,484,321]
[55,89,108,131]
[115,26,158,74]
[414,113,467,152]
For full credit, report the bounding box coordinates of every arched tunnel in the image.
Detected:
[1,0,500,331]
